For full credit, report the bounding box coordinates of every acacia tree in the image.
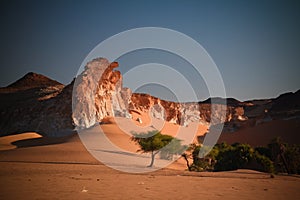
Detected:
[131,130,183,167]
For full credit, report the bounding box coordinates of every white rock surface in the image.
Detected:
[72,58,131,129]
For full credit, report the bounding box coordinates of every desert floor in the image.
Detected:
[1,121,300,199]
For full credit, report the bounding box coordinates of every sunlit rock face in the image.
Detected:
[72,59,207,129]
[64,57,249,131]
[72,58,131,129]
[129,94,243,127]
[129,94,202,126]
[180,103,202,126]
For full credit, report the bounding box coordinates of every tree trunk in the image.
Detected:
[279,144,290,174]
[280,153,290,174]
[182,153,192,171]
[148,151,156,167]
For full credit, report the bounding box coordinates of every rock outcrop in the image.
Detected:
[0,72,71,136]
[0,57,299,137]
[71,58,247,129]
[129,93,248,127]
[72,58,131,129]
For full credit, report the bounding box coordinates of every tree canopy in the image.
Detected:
[131,130,184,167]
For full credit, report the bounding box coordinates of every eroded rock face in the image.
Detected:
[129,94,200,126]
[129,93,245,127]
[72,58,231,129]
[72,58,131,129]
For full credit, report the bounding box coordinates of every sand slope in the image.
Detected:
[0,132,42,151]
[219,119,300,146]
[0,118,300,199]
[1,161,300,200]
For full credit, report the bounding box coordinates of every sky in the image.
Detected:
[0,0,299,101]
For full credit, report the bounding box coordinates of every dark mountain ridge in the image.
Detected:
[5,72,63,90]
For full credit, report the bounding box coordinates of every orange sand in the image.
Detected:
[0,117,300,199]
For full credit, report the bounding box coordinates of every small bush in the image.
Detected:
[185,138,298,174]
[253,152,275,173]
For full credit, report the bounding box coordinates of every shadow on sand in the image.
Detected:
[11,133,77,149]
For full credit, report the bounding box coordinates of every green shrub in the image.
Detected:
[214,143,254,171]
[284,144,300,174]
[185,138,298,174]
[253,151,275,173]
[255,146,271,159]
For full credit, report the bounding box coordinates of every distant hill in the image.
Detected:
[271,90,300,112]
[4,72,63,90]
[0,72,70,136]
[200,97,243,107]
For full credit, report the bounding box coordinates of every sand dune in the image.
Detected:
[1,117,300,199]
[0,132,42,151]
[129,111,208,143]
[219,119,300,146]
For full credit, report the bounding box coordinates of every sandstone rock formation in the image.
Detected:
[0,57,299,137]
[72,58,131,129]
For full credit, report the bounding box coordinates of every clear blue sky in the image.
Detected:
[0,0,299,101]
